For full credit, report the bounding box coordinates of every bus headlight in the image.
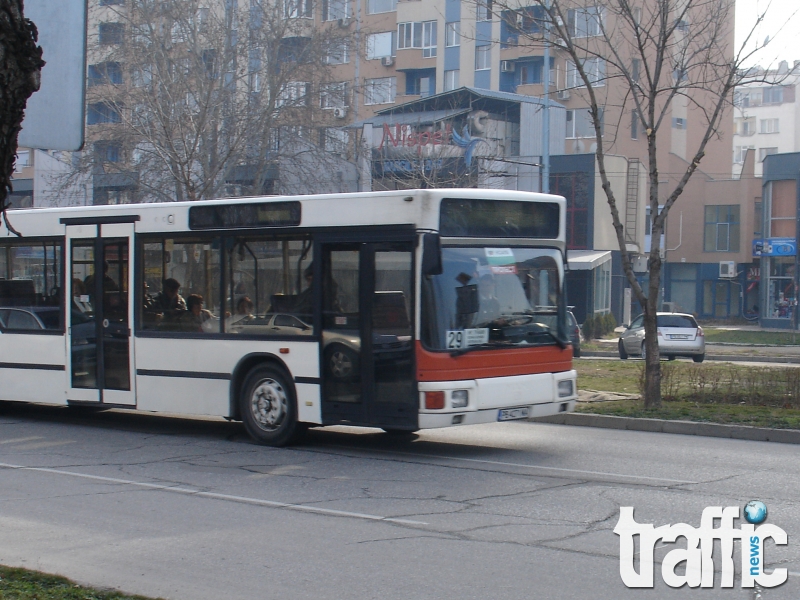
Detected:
[558,380,574,398]
[451,390,468,408]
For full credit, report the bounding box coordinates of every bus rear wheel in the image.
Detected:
[240,365,304,446]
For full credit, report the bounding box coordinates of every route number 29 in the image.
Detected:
[446,330,464,349]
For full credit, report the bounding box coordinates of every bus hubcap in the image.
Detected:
[250,379,287,430]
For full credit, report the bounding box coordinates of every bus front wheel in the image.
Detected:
[240,365,305,446]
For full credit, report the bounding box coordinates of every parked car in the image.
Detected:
[567,310,581,358]
[618,312,704,362]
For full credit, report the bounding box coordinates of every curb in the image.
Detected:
[580,350,800,364]
[533,413,800,444]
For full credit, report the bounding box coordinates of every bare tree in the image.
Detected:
[485,0,786,406]
[55,0,357,204]
[0,0,43,230]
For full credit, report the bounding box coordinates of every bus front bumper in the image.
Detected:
[417,370,577,429]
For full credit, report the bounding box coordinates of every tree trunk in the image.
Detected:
[0,0,44,215]
[643,256,662,408]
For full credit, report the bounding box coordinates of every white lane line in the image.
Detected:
[0,462,428,526]
[353,449,698,485]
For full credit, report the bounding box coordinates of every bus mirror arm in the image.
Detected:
[421,233,443,276]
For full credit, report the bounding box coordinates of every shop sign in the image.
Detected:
[752,238,796,257]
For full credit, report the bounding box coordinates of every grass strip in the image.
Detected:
[575,399,800,429]
[702,329,800,346]
[0,565,161,600]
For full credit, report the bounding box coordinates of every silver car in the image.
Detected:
[618,312,705,362]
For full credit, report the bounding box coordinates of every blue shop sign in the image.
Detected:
[753,237,797,257]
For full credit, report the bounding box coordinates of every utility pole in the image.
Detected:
[542,0,551,194]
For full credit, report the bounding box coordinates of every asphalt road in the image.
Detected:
[0,402,798,600]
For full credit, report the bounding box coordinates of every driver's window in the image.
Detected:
[630,315,644,329]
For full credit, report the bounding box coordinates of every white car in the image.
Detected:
[618,312,705,362]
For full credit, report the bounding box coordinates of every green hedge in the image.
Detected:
[582,312,617,340]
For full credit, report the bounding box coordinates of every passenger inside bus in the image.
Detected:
[184,294,216,332]
[227,296,255,328]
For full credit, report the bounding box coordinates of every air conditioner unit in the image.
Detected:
[556,89,570,100]
[719,260,736,278]
[333,107,347,119]
[554,36,567,47]
[381,56,394,67]
[500,60,516,73]
[632,255,648,273]
[337,17,351,28]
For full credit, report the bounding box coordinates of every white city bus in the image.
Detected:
[0,189,576,445]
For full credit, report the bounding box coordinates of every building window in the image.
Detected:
[567,6,604,37]
[405,72,434,96]
[283,0,312,19]
[566,108,602,138]
[444,69,459,91]
[88,61,123,86]
[517,60,542,84]
[277,82,309,107]
[767,180,796,237]
[759,147,778,162]
[445,21,460,47]
[566,58,605,87]
[703,205,740,252]
[631,58,640,83]
[631,109,639,140]
[202,50,218,80]
[322,0,348,21]
[98,22,124,45]
[767,257,795,319]
[398,22,422,49]
[320,128,348,154]
[476,0,492,21]
[326,40,349,64]
[672,117,686,129]
[669,263,697,314]
[364,77,396,105]
[94,141,123,163]
[736,117,755,136]
[422,21,437,58]
[760,118,779,134]
[367,0,396,14]
[475,45,491,70]
[320,82,348,109]
[366,31,395,59]
[734,145,754,163]
[13,150,30,172]
[593,260,611,313]
[87,102,122,125]
[762,86,783,104]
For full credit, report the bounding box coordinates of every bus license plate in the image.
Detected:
[498,407,530,421]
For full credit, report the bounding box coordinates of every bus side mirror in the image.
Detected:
[421,233,443,276]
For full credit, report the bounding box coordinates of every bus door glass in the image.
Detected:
[320,241,416,429]
[66,223,136,405]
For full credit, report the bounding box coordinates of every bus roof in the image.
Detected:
[0,188,566,240]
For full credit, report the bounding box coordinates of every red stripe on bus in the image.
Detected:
[415,341,573,382]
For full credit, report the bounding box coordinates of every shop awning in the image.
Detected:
[345,108,470,129]
[568,250,612,270]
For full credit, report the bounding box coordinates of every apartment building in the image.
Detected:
[732,61,800,178]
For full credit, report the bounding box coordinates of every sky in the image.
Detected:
[735,0,800,67]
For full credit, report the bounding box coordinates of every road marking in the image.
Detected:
[14,441,76,450]
[0,437,42,445]
[344,448,698,485]
[0,462,428,526]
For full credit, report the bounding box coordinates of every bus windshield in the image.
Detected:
[421,246,565,352]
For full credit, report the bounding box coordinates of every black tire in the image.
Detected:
[573,345,581,358]
[618,339,628,360]
[667,355,676,361]
[240,364,304,446]
[324,344,359,382]
[641,342,647,361]
[693,354,705,363]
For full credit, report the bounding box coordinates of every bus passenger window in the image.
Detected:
[0,241,63,332]
[140,239,221,333]
[224,237,312,335]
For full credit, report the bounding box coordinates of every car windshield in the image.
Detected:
[421,246,566,351]
[658,315,697,328]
